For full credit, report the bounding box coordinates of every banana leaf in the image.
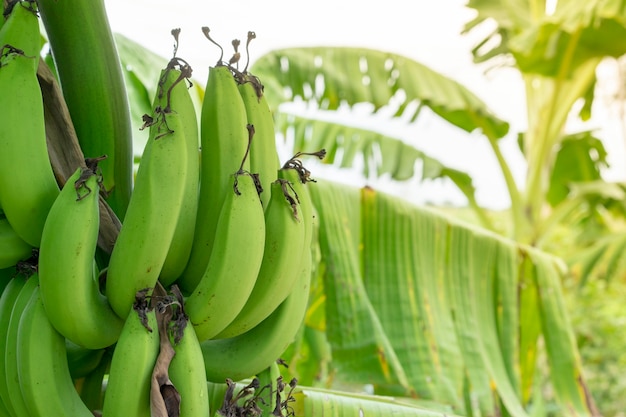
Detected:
[249,46,507,205]
[207,380,462,417]
[302,179,597,416]
[251,47,508,139]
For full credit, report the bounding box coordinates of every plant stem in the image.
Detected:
[522,29,600,242]
[483,129,526,239]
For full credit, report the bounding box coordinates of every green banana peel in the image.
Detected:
[37,0,133,220]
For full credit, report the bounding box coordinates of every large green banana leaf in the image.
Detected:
[249,46,509,207]
[281,179,598,417]
[465,0,626,74]
[251,47,509,138]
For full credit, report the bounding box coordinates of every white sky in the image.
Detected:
[103,0,625,210]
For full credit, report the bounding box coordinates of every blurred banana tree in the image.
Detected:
[110,1,626,415]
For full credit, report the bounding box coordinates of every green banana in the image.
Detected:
[101,294,159,417]
[17,285,94,416]
[106,71,189,319]
[237,70,280,210]
[0,217,33,269]
[76,349,110,412]
[213,176,307,339]
[158,58,200,286]
[0,267,14,295]
[37,0,133,219]
[0,2,60,247]
[201,256,311,382]
[168,317,210,417]
[185,170,265,341]
[178,62,250,294]
[6,273,39,417]
[66,340,106,380]
[256,360,282,415]
[0,270,28,417]
[0,0,40,59]
[278,154,321,251]
[0,396,10,417]
[39,166,124,348]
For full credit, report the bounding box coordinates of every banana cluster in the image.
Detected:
[0,2,322,416]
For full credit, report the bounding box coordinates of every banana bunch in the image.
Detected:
[0,2,322,414]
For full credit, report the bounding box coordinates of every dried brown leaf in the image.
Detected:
[150,284,180,417]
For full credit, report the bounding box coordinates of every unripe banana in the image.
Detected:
[0,396,10,417]
[5,272,39,417]
[158,60,200,286]
[66,340,106,380]
[106,72,189,319]
[39,166,123,348]
[0,271,28,417]
[76,351,110,412]
[102,297,159,417]
[185,171,265,341]
[237,73,280,209]
[213,177,307,339]
[178,63,250,293]
[0,217,33,268]
[0,266,14,295]
[17,285,95,417]
[201,257,311,382]
[168,319,210,417]
[278,158,318,250]
[0,4,60,247]
[256,360,282,414]
[0,0,40,61]
[37,0,133,219]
